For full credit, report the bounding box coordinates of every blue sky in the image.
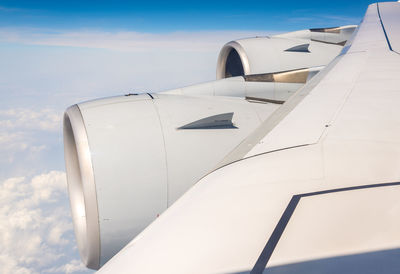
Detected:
[0,1,375,273]
[0,0,371,31]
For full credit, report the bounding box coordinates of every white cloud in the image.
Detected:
[0,108,61,132]
[0,27,269,52]
[0,108,61,168]
[0,254,32,274]
[45,259,87,274]
[0,171,89,273]
[0,131,31,164]
[0,132,26,147]
[47,221,71,245]
[31,171,67,204]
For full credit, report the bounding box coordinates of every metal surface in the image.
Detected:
[276,25,357,46]
[217,41,251,79]
[310,39,347,46]
[63,105,100,269]
[64,93,280,269]
[245,97,285,105]
[251,181,400,273]
[244,68,311,83]
[218,58,338,167]
[216,37,341,80]
[163,74,309,104]
[377,2,400,54]
[284,43,310,52]
[310,27,341,33]
[177,112,236,129]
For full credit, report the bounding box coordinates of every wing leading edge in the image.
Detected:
[98,2,400,273]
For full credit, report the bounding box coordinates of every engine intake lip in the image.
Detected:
[63,105,100,270]
[216,41,251,80]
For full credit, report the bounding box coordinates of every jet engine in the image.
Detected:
[63,92,279,269]
[217,25,356,79]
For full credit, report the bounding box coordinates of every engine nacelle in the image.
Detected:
[63,93,278,269]
[216,26,356,80]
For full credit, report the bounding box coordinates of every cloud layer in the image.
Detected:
[0,108,61,132]
[0,171,88,274]
[0,108,63,177]
[0,28,268,52]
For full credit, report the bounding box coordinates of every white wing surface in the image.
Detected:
[98,2,400,273]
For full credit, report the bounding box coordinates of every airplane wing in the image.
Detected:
[95,2,400,273]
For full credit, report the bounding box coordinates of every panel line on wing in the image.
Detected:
[376,2,400,55]
[250,181,400,274]
[377,2,393,52]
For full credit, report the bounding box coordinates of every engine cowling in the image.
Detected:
[63,93,279,269]
[216,26,356,80]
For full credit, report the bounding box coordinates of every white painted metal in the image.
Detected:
[374,2,400,53]
[216,37,342,79]
[64,93,279,269]
[96,2,400,273]
[64,105,100,269]
[163,76,307,102]
[244,1,399,158]
[163,76,246,97]
[275,25,357,44]
[66,94,167,268]
[268,185,400,271]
